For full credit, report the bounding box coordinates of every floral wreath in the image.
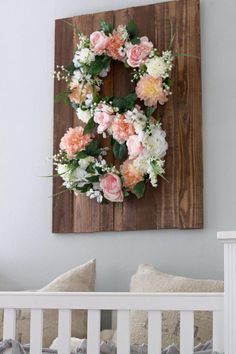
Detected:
[53,20,174,203]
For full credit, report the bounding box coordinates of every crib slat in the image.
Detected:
[213,310,224,353]
[87,310,101,354]
[180,311,194,354]
[148,311,162,354]
[117,310,130,354]
[3,309,16,340]
[58,309,71,354]
[30,309,43,354]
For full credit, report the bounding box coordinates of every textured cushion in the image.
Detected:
[0,259,96,347]
[129,264,223,348]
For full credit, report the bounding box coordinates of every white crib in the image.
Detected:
[1,232,236,354]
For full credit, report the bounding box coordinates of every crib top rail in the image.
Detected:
[0,291,224,311]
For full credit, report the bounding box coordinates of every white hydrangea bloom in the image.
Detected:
[73,48,95,67]
[76,108,91,124]
[146,56,168,78]
[79,48,95,64]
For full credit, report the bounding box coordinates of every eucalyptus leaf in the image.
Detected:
[87,55,111,76]
[112,140,127,160]
[76,150,88,159]
[78,184,92,193]
[84,118,95,134]
[132,181,146,199]
[146,107,156,117]
[131,37,141,45]
[126,20,139,38]
[100,20,113,35]
[87,175,100,183]
[85,140,100,157]
[113,92,137,113]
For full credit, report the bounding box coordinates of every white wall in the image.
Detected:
[0,0,235,291]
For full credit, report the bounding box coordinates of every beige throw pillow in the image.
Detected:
[0,259,96,347]
[129,264,223,348]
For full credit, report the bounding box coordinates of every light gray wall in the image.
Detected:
[0,0,235,292]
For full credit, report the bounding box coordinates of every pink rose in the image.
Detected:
[127,135,144,159]
[94,103,115,134]
[90,31,108,55]
[127,36,153,68]
[100,173,124,202]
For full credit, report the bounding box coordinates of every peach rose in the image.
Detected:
[127,36,153,68]
[68,82,93,105]
[94,103,115,134]
[107,34,125,61]
[60,126,91,159]
[100,173,124,202]
[120,159,144,190]
[90,31,109,55]
[112,115,135,144]
[136,74,168,107]
[127,135,144,159]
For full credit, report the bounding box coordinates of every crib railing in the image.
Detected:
[0,291,224,354]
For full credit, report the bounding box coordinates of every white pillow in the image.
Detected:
[129,264,223,348]
[0,259,96,347]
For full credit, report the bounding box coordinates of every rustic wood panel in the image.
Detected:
[53,0,203,233]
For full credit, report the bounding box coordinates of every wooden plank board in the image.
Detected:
[53,0,203,233]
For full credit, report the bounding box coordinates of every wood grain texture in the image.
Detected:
[53,0,203,233]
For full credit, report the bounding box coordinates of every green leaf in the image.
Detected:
[100,20,113,35]
[131,37,141,45]
[84,118,95,134]
[85,140,100,157]
[132,181,146,199]
[112,139,127,160]
[126,20,139,39]
[76,150,88,159]
[87,55,111,76]
[78,184,92,193]
[87,175,100,183]
[113,92,137,113]
[64,62,76,74]
[146,107,156,117]
[164,78,172,88]
[86,164,95,174]
[54,91,69,105]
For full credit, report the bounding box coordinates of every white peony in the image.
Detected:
[76,108,91,124]
[143,125,168,159]
[79,156,95,169]
[146,56,168,78]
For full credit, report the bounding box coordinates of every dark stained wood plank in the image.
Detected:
[52,19,74,233]
[53,0,203,232]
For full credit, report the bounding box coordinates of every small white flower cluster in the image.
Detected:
[124,106,148,132]
[52,65,70,82]
[55,154,110,203]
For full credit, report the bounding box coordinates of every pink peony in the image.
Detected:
[112,115,135,144]
[126,36,153,67]
[127,135,144,159]
[100,173,124,202]
[60,126,91,159]
[107,34,125,61]
[136,74,168,107]
[90,31,109,55]
[120,159,144,190]
[94,103,115,134]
